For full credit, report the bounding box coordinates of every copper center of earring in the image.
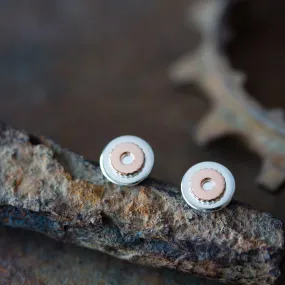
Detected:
[110,142,145,175]
[190,169,225,201]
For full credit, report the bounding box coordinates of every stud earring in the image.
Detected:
[100,135,154,186]
[181,162,235,212]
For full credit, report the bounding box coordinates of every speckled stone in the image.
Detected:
[0,122,283,284]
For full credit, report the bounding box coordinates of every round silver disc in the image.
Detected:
[181,161,235,212]
[100,135,154,186]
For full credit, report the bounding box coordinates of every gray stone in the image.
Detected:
[0,122,283,284]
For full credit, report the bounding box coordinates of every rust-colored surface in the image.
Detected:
[0,122,282,284]
[0,0,285,284]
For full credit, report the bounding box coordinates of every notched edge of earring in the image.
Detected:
[100,135,154,186]
[190,168,226,204]
[109,142,146,177]
[181,161,235,212]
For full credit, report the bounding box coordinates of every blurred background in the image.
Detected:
[0,0,285,284]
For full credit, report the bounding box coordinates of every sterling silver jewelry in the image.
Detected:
[181,161,235,212]
[100,135,154,186]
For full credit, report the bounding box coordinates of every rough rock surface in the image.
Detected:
[0,227,222,285]
[0,122,283,284]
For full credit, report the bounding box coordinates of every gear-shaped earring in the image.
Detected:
[181,162,235,212]
[100,135,154,186]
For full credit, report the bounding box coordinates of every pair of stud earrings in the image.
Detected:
[100,135,235,212]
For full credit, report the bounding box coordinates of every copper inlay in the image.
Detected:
[190,168,225,201]
[110,142,145,175]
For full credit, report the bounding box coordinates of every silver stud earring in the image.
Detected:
[100,135,154,186]
[181,162,235,212]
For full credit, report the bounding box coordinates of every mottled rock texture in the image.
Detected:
[0,227,221,285]
[0,122,283,284]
